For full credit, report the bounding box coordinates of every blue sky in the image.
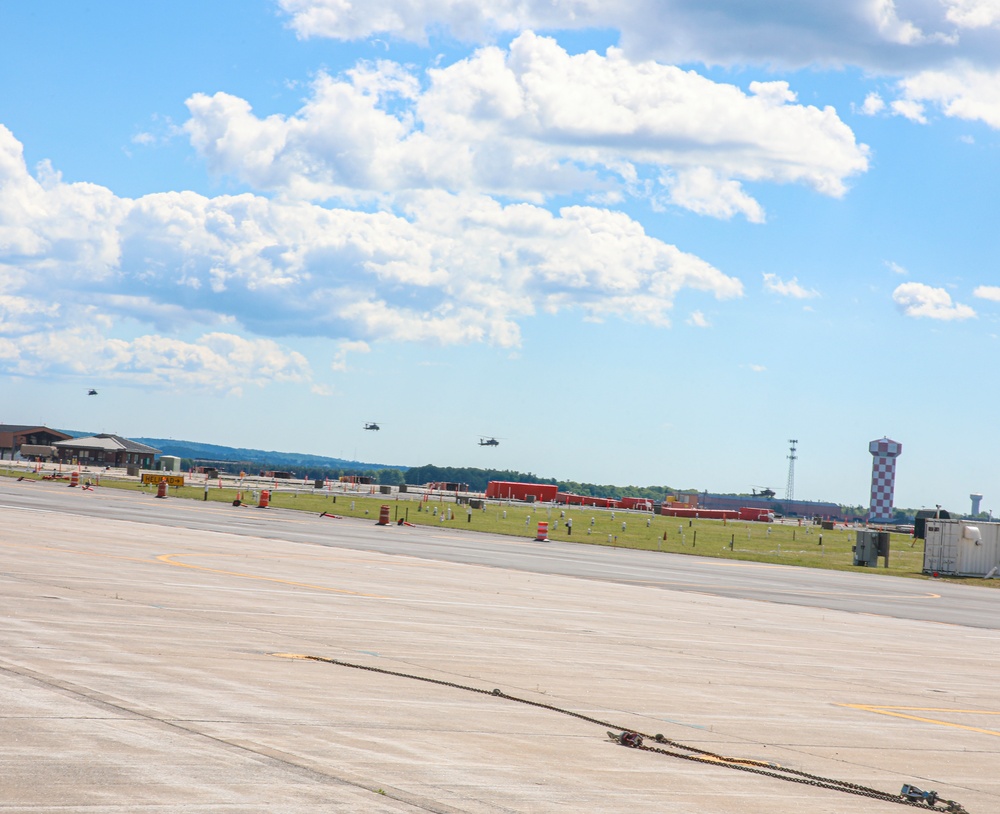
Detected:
[3,1,1000,514]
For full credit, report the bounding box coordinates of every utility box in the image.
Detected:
[159,455,181,472]
[379,485,392,494]
[854,530,890,567]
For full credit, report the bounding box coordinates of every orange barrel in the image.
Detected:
[377,504,391,525]
[69,471,80,487]
[258,489,270,508]
[536,521,549,541]
[156,478,167,498]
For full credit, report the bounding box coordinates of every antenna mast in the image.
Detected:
[786,439,798,501]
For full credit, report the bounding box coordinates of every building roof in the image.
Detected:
[0,424,73,444]
[53,434,161,455]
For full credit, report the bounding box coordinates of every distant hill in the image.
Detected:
[134,437,403,475]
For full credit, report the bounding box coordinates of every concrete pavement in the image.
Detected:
[1,481,997,812]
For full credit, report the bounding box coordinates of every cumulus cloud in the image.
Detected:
[665,168,765,223]
[184,33,869,219]
[896,65,1000,128]
[861,92,887,114]
[0,125,743,384]
[762,273,820,299]
[272,1,1000,136]
[945,0,1000,29]
[892,282,976,319]
[0,328,310,393]
[277,1,996,71]
[974,284,1000,301]
[891,97,929,122]
[687,310,710,327]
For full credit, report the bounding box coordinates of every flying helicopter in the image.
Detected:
[752,486,776,499]
[364,422,380,431]
[87,389,98,396]
[478,437,500,447]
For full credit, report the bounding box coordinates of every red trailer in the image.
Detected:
[619,497,654,511]
[738,507,774,522]
[660,506,738,520]
[486,481,559,502]
[556,492,617,507]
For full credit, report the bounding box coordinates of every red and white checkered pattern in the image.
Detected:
[869,437,902,521]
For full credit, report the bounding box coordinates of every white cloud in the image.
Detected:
[890,98,928,122]
[665,168,765,223]
[273,1,1000,138]
[276,1,994,72]
[896,66,1000,128]
[762,273,820,299]
[885,260,908,274]
[749,364,766,372]
[871,0,933,46]
[0,328,310,393]
[861,92,887,114]
[687,310,710,327]
[331,339,371,371]
[0,126,744,384]
[183,33,869,218]
[892,282,976,320]
[974,284,1000,301]
[945,0,1000,29]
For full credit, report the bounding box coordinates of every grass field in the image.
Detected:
[5,467,997,588]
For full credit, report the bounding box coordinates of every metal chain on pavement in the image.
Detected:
[277,653,969,813]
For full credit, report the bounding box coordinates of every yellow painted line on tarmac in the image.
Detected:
[841,704,1000,737]
[155,553,384,598]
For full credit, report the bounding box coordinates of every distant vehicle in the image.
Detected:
[478,437,500,447]
[752,487,776,499]
[87,389,98,396]
[364,422,380,431]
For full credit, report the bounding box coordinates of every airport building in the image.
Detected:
[0,424,72,460]
[52,434,160,469]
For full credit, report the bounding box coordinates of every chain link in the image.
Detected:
[288,654,968,813]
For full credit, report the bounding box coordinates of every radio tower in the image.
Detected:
[785,439,798,501]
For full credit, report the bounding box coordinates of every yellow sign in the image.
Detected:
[141,474,185,486]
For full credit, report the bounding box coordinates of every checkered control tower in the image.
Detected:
[869,437,902,521]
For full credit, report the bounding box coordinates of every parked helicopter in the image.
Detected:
[364,422,380,431]
[478,437,500,447]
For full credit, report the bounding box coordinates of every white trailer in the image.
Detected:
[923,519,1000,577]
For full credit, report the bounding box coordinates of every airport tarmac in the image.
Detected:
[1,479,997,813]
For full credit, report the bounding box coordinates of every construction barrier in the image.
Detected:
[156,478,168,499]
[377,504,391,526]
[536,521,549,541]
[258,489,270,508]
[69,471,80,488]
